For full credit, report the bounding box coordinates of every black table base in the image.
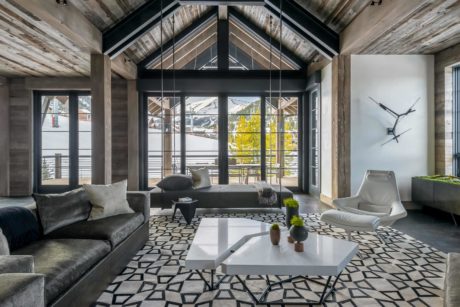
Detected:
[235,271,343,305]
[172,200,197,224]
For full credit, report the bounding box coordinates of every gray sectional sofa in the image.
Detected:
[150,184,293,209]
[0,191,150,307]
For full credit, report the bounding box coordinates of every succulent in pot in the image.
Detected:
[270,223,281,245]
[289,216,308,252]
[283,198,299,229]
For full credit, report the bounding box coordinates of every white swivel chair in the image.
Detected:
[333,170,407,228]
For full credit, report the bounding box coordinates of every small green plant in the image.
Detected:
[283,198,299,208]
[290,215,304,227]
[271,223,280,231]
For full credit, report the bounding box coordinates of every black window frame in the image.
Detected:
[33,90,91,193]
[454,66,460,177]
[140,91,305,192]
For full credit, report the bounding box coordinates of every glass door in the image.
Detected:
[308,89,320,197]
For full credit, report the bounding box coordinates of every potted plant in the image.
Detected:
[283,198,299,229]
[270,223,281,245]
[289,216,308,252]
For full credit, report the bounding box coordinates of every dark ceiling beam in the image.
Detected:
[137,70,307,93]
[264,0,339,60]
[179,0,264,5]
[138,8,218,69]
[228,7,306,70]
[103,0,180,59]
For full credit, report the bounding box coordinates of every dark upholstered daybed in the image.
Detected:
[150,184,293,209]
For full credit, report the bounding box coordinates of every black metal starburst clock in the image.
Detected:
[369,97,419,145]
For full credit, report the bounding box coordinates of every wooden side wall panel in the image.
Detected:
[112,79,129,183]
[331,55,351,199]
[0,78,9,196]
[127,80,139,191]
[91,54,112,184]
[9,78,32,196]
[434,43,460,175]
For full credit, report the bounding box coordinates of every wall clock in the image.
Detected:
[369,97,419,145]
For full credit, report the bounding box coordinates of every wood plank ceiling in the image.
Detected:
[0,0,459,77]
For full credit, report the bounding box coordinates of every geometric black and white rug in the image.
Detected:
[95,212,445,306]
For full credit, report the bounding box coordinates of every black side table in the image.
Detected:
[172,200,198,225]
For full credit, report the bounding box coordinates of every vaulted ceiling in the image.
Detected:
[0,0,459,77]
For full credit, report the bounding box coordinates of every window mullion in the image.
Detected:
[69,92,79,188]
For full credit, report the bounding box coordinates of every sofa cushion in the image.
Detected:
[45,213,144,248]
[33,188,91,235]
[0,274,45,307]
[13,239,110,304]
[0,207,40,251]
[84,180,134,220]
[157,174,193,191]
[0,229,9,255]
[190,168,212,189]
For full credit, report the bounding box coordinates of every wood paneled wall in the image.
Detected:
[434,42,460,175]
[112,79,129,183]
[8,78,33,196]
[0,77,9,196]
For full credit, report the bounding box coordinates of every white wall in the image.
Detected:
[320,63,333,198]
[350,55,435,201]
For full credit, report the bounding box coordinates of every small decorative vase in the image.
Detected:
[285,207,299,229]
[270,228,280,245]
[289,225,308,252]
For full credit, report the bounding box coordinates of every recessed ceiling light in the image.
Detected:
[56,0,68,5]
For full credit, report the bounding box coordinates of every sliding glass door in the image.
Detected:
[34,91,91,193]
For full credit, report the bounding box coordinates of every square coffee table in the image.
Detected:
[221,230,359,304]
[185,218,271,289]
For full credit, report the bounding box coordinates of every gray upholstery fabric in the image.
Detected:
[45,213,144,248]
[13,239,110,304]
[445,253,460,307]
[0,229,9,255]
[33,188,91,235]
[0,255,34,274]
[127,191,150,223]
[157,175,193,191]
[150,184,293,208]
[0,273,45,307]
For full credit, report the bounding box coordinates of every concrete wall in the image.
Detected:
[350,55,435,201]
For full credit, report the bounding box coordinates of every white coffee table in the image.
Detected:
[185,218,271,289]
[222,230,359,304]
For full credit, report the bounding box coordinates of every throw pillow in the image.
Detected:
[33,188,92,235]
[157,174,193,191]
[0,207,40,251]
[83,180,134,221]
[0,229,9,255]
[189,168,212,190]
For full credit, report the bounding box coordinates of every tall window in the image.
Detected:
[266,97,299,188]
[228,97,261,184]
[147,96,181,186]
[454,66,460,177]
[34,92,91,192]
[185,96,219,183]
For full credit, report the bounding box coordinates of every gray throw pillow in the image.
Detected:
[83,180,134,221]
[157,174,193,191]
[0,229,9,255]
[189,168,212,189]
[33,188,91,235]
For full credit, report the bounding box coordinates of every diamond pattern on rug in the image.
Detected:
[94,212,445,306]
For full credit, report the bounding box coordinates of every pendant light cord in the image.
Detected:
[160,0,164,178]
[172,12,176,172]
[269,15,273,184]
[279,0,283,193]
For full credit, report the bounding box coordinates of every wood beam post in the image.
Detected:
[0,77,9,196]
[91,54,112,184]
[331,55,351,199]
[217,15,229,70]
[127,80,139,190]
